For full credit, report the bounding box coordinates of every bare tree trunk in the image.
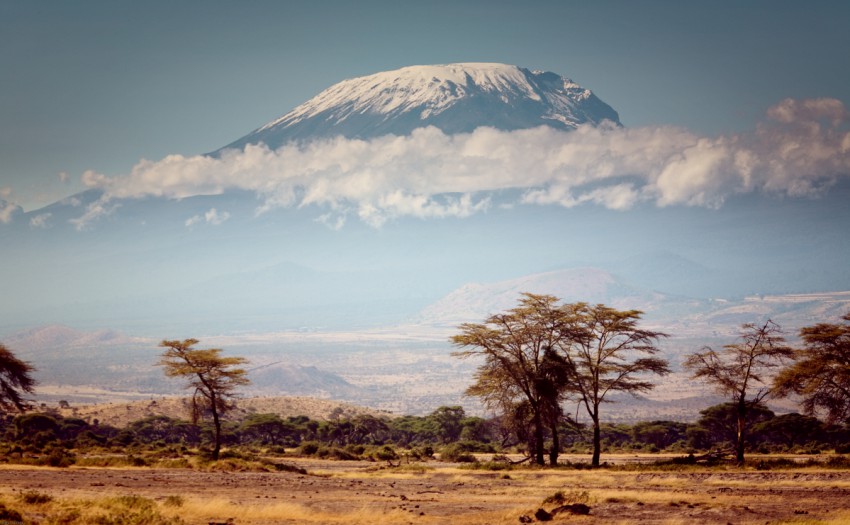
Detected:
[736,400,747,464]
[591,414,601,467]
[211,394,222,461]
[549,420,560,466]
[533,410,545,466]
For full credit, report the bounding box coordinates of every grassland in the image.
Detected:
[1,455,850,524]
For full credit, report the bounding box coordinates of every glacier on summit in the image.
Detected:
[216,63,620,153]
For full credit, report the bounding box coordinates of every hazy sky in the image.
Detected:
[1,0,848,210]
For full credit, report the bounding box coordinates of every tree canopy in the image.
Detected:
[774,313,850,424]
[684,320,793,463]
[453,294,668,466]
[452,293,572,465]
[0,343,36,413]
[556,303,669,466]
[158,339,250,460]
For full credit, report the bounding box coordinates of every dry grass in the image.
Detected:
[1,459,849,524]
[162,497,416,524]
[775,509,850,524]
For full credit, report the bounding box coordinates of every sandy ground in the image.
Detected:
[2,458,850,524]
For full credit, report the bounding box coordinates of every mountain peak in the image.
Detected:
[216,63,620,153]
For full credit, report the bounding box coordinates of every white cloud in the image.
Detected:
[58,171,70,183]
[0,201,20,224]
[73,98,850,228]
[29,213,52,228]
[186,207,231,228]
[69,199,120,231]
[0,187,19,224]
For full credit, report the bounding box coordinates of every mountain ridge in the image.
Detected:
[217,63,620,153]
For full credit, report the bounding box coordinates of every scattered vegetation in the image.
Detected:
[0,302,847,476]
[0,397,849,471]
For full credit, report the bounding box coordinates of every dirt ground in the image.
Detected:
[2,457,850,524]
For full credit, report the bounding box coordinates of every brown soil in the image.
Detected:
[2,459,850,524]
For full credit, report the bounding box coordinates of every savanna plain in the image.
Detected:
[2,454,850,524]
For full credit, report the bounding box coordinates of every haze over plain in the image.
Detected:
[1,2,849,415]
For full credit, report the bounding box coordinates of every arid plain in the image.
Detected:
[2,455,850,524]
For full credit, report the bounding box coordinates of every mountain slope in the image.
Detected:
[217,63,620,152]
[417,268,678,327]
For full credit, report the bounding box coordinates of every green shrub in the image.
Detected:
[299,441,320,455]
[270,462,308,474]
[372,445,398,462]
[43,446,75,467]
[344,444,366,456]
[316,446,358,460]
[459,460,511,471]
[127,454,149,467]
[440,443,478,463]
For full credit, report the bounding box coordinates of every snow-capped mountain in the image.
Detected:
[3,62,849,339]
[216,63,620,152]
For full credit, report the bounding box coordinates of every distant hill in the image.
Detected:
[416,267,683,328]
[54,395,392,428]
[3,324,143,352]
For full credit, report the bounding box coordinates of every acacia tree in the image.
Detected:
[158,339,249,460]
[452,294,574,466]
[683,320,793,464]
[0,343,36,413]
[556,303,669,467]
[773,313,850,424]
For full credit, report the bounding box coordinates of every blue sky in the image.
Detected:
[1,0,848,211]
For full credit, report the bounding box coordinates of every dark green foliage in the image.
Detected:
[631,421,688,450]
[318,414,391,446]
[429,406,465,443]
[128,415,200,445]
[15,412,59,438]
[0,343,36,412]
[239,413,298,446]
[752,412,826,449]
[689,402,775,451]
[774,313,850,425]
[685,320,794,463]
[387,415,439,446]
[440,443,479,462]
[372,445,398,462]
[299,441,320,455]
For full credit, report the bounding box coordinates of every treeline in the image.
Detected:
[452,296,850,466]
[2,402,849,468]
[1,296,849,468]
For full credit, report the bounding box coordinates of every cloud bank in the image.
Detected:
[74,98,849,228]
